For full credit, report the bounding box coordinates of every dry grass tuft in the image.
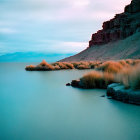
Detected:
[25,65,36,71]
[38,60,54,70]
[133,59,140,66]
[53,62,68,69]
[77,64,90,69]
[97,61,123,73]
[80,71,104,88]
[129,65,140,89]
[80,71,116,89]
[79,63,140,89]
[117,65,140,89]
[71,62,81,68]
[88,61,102,69]
[63,62,74,69]
[103,72,115,86]
[119,60,129,67]
[53,65,61,70]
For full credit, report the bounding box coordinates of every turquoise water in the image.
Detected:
[0,63,140,140]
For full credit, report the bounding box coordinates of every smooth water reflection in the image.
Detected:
[0,63,140,140]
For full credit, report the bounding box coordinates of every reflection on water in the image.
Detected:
[0,63,140,140]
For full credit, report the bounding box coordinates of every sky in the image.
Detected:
[0,0,131,56]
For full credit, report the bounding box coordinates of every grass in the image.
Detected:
[25,59,140,90]
[26,59,140,73]
[76,64,90,69]
[25,65,35,71]
[39,60,54,70]
[79,64,140,90]
[96,61,124,73]
[80,71,116,89]
[26,60,54,71]
[117,64,140,89]
[63,62,74,69]
[52,62,69,69]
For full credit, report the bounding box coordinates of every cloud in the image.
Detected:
[0,28,17,34]
[37,40,88,53]
[0,0,131,22]
[0,0,131,56]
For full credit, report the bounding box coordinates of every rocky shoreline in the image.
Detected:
[107,83,140,105]
[67,82,140,105]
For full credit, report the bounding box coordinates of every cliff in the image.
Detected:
[60,0,140,62]
[89,0,140,47]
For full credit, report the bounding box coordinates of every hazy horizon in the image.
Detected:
[0,0,131,59]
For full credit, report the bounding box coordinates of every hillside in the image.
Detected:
[60,0,140,62]
[60,32,140,61]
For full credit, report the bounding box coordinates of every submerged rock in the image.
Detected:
[107,83,140,105]
[71,80,80,87]
[66,83,71,86]
[101,95,105,97]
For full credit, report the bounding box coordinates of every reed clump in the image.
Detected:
[76,64,90,69]
[96,61,124,73]
[25,65,36,71]
[52,62,69,69]
[25,59,140,73]
[63,62,74,69]
[79,64,140,89]
[116,65,140,89]
[80,71,116,89]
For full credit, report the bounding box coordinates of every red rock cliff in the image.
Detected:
[89,0,140,47]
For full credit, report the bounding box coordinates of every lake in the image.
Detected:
[0,63,140,140]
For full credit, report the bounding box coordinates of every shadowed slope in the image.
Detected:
[60,32,140,62]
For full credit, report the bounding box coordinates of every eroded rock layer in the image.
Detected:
[89,0,140,47]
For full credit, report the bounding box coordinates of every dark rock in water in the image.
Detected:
[71,80,80,87]
[107,83,140,105]
[66,83,71,86]
[101,95,105,97]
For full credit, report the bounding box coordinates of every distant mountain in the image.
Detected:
[0,52,74,62]
[61,0,140,62]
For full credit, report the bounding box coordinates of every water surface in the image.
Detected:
[0,63,140,140]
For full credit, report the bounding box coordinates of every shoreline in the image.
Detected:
[25,59,140,105]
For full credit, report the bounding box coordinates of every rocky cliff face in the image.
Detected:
[89,0,140,47]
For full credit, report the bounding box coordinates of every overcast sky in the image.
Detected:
[0,0,131,55]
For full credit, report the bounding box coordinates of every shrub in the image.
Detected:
[89,61,102,69]
[53,65,61,70]
[119,60,129,67]
[38,60,54,70]
[55,62,69,69]
[79,63,140,90]
[117,65,140,89]
[26,60,54,71]
[25,65,35,71]
[63,62,74,69]
[133,59,140,66]
[71,62,81,68]
[130,65,140,89]
[80,61,90,66]
[80,71,104,88]
[103,72,115,86]
[97,61,123,73]
[125,59,134,65]
[77,64,90,70]
[79,71,116,89]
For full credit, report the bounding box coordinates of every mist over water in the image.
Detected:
[0,63,140,140]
